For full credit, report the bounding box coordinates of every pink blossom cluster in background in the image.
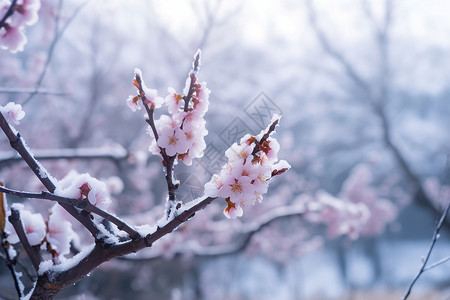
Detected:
[0,0,41,53]
[306,164,398,240]
[204,115,291,218]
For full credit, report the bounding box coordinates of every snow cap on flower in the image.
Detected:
[55,171,111,211]
[127,68,163,112]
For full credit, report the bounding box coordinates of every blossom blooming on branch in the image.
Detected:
[204,115,291,218]
[0,101,25,125]
[127,50,209,166]
[0,0,41,53]
[46,204,76,257]
[55,171,111,212]
[5,203,46,246]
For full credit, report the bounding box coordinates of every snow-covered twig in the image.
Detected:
[0,186,139,238]
[0,111,100,237]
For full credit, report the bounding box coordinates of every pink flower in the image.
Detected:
[219,175,253,204]
[204,174,224,197]
[143,86,164,109]
[6,204,46,246]
[157,126,189,157]
[165,87,183,114]
[10,0,41,26]
[126,95,141,112]
[46,204,75,256]
[223,199,243,219]
[0,102,25,125]
[0,25,27,53]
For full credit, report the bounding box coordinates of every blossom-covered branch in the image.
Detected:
[0,51,290,299]
[0,0,41,53]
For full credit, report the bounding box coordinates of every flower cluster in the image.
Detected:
[127,50,209,166]
[204,115,290,218]
[306,163,398,240]
[0,0,41,53]
[0,101,25,125]
[3,202,76,259]
[306,191,370,240]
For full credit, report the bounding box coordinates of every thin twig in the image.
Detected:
[401,200,450,300]
[0,88,68,96]
[1,231,24,298]
[0,0,17,29]
[423,256,450,272]
[22,0,90,106]
[121,205,305,261]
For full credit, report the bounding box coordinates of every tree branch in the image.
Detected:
[0,146,128,166]
[30,195,217,298]
[0,112,100,237]
[0,88,68,96]
[402,199,450,300]
[0,0,17,29]
[8,207,42,271]
[22,0,89,106]
[121,204,306,260]
[0,186,139,239]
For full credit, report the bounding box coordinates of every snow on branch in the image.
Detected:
[0,50,290,299]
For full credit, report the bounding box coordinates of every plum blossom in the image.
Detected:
[0,101,25,125]
[306,191,370,240]
[126,95,141,112]
[46,204,75,257]
[0,0,41,53]
[5,203,46,246]
[126,68,163,111]
[157,126,189,157]
[306,163,399,239]
[0,25,26,53]
[223,199,243,219]
[55,171,111,212]
[204,115,290,218]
